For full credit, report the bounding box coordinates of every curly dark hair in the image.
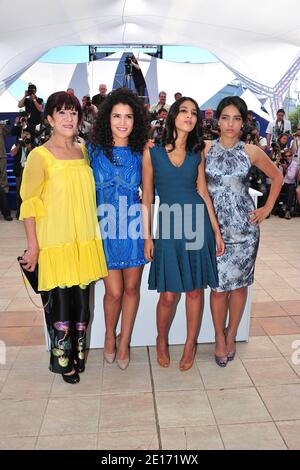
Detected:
[163,97,204,153]
[89,88,148,161]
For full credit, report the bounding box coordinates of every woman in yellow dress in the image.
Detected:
[19,91,108,384]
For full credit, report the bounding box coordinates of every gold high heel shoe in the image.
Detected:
[116,334,130,370]
[156,337,170,368]
[179,344,196,372]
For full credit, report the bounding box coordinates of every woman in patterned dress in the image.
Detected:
[204,96,283,366]
[88,88,148,370]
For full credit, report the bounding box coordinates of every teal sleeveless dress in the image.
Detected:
[148,145,218,292]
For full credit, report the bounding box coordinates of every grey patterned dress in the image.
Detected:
[205,139,259,292]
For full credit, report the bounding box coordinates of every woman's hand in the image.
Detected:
[215,232,225,257]
[249,205,271,224]
[20,246,39,272]
[144,139,155,151]
[144,239,154,262]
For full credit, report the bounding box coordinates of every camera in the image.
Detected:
[18,111,28,124]
[35,124,51,145]
[124,55,133,75]
[203,119,213,130]
[279,157,288,165]
[18,138,31,146]
[85,96,91,107]
[158,118,165,127]
[204,119,213,130]
[244,124,256,136]
[26,85,36,96]
[78,129,88,140]
[0,119,10,126]
[248,166,267,194]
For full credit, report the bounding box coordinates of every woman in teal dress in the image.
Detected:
[142,97,224,371]
[88,88,148,370]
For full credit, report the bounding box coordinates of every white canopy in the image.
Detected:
[0,50,236,112]
[1,0,299,115]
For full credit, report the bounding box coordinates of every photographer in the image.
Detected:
[17,83,44,126]
[269,133,289,164]
[290,124,300,169]
[0,120,9,193]
[0,120,12,220]
[278,149,298,219]
[266,108,291,150]
[77,120,92,144]
[0,185,12,221]
[245,111,260,134]
[245,127,268,207]
[202,108,219,140]
[82,95,98,125]
[10,128,32,218]
[150,108,168,143]
[129,55,146,99]
[245,127,267,151]
[149,91,170,119]
[34,117,52,146]
[11,112,29,141]
[92,84,107,109]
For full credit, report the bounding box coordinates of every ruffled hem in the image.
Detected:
[19,197,45,221]
[38,238,108,291]
[148,239,218,293]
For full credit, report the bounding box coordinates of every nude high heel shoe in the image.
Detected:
[104,351,116,364]
[103,334,116,364]
[116,335,130,370]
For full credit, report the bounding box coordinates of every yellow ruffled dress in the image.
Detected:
[20,145,108,291]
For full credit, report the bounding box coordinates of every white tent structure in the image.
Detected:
[0,50,237,113]
[0,0,299,116]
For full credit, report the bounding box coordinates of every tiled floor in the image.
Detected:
[0,215,300,450]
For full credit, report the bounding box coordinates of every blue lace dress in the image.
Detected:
[88,145,148,270]
[205,140,260,292]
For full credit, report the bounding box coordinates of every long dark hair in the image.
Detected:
[89,88,148,161]
[163,97,204,153]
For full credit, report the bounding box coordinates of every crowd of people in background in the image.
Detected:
[1,80,299,222]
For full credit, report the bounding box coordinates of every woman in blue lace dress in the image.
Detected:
[204,96,283,366]
[88,88,148,370]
